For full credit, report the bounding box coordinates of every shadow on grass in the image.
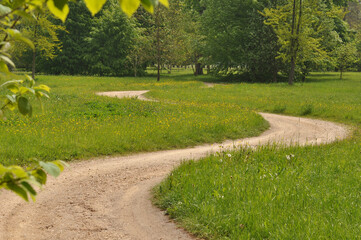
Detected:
[305,73,343,83]
[146,72,220,83]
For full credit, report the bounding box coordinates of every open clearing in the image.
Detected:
[0,91,348,240]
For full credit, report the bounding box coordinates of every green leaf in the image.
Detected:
[18,97,31,115]
[0,164,7,175]
[7,84,19,94]
[25,75,35,87]
[0,80,22,89]
[52,160,68,172]
[0,55,15,68]
[34,84,50,93]
[84,0,107,16]
[47,0,69,22]
[6,29,35,49]
[0,4,11,16]
[32,169,47,185]
[0,61,9,73]
[19,86,35,95]
[159,0,169,7]
[119,0,140,17]
[141,0,154,13]
[21,181,37,197]
[6,94,16,103]
[6,182,29,201]
[35,91,50,99]
[39,161,61,177]
[9,166,28,179]
[53,0,68,10]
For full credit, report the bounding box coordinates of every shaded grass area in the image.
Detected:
[153,72,361,239]
[0,74,267,165]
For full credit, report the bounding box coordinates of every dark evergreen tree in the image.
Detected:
[84,0,136,76]
[38,1,93,75]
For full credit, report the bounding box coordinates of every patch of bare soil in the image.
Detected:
[0,91,349,240]
[96,91,155,102]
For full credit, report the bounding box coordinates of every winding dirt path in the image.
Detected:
[0,91,348,240]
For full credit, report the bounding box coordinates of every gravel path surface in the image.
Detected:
[0,91,349,240]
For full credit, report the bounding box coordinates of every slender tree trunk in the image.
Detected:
[31,13,40,80]
[134,58,137,77]
[272,63,278,83]
[195,63,203,76]
[156,6,160,81]
[288,0,297,85]
[32,50,36,79]
[340,68,343,80]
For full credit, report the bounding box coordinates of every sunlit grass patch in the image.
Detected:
[154,137,361,239]
[0,74,267,165]
[153,72,361,239]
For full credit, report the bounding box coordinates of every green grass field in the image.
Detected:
[2,70,360,238]
[153,72,361,239]
[0,73,267,165]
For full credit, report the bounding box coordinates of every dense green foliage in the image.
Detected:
[10,0,361,82]
[201,0,282,81]
[86,1,137,76]
[154,72,361,239]
[16,1,143,76]
[38,1,94,75]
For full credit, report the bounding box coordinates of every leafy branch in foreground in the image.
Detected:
[0,0,167,201]
[0,75,68,201]
[0,160,68,201]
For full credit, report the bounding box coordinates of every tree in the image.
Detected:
[11,11,65,79]
[85,0,137,76]
[128,26,152,77]
[159,0,195,73]
[38,1,94,75]
[0,0,168,201]
[200,0,282,81]
[334,41,358,79]
[263,0,345,84]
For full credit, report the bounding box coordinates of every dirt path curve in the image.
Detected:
[0,91,348,240]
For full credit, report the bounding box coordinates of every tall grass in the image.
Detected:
[154,72,361,239]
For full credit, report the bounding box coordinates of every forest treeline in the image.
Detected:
[11,0,361,83]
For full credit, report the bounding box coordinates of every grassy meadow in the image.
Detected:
[0,71,267,165]
[153,72,361,239]
[2,70,360,238]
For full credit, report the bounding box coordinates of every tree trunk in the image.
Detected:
[194,63,203,76]
[340,68,343,80]
[272,64,278,83]
[134,58,137,77]
[289,57,296,85]
[32,50,36,79]
[288,0,303,85]
[156,6,160,81]
[32,15,39,80]
[288,0,297,85]
[207,65,210,74]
